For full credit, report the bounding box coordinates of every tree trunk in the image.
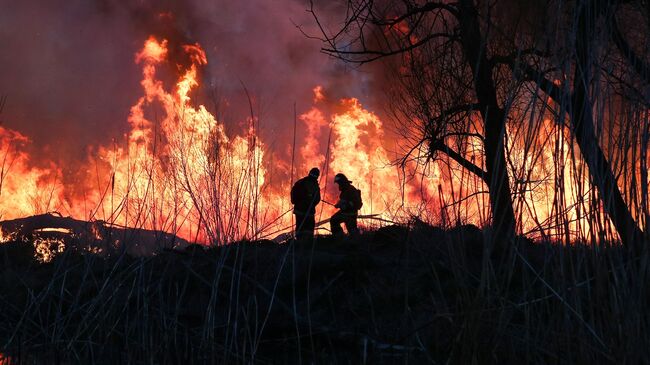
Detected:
[459,0,517,246]
[572,0,644,250]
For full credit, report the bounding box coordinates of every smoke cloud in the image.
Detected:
[0,0,374,180]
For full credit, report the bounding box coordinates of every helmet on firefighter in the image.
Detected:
[309,167,320,178]
[334,173,352,184]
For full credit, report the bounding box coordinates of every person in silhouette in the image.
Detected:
[330,173,362,237]
[291,167,321,240]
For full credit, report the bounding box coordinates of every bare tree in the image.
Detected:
[311,0,523,246]
[499,0,647,249]
[312,0,648,250]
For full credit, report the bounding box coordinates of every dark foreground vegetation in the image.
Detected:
[1,222,649,364]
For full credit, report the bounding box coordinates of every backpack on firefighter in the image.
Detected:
[290,180,303,205]
[333,173,363,212]
[351,187,363,211]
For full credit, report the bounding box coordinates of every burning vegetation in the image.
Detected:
[0,36,445,247]
[1,0,650,363]
[0,32,645,248]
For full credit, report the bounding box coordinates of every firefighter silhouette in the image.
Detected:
[330,173,362,237]
[290,167,321,240]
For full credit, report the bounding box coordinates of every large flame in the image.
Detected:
[0,127,64,219]
[95,36,274,243]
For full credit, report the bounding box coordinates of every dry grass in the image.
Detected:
[0,222,648,364]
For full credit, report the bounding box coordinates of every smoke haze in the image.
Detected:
[0,0,373,177]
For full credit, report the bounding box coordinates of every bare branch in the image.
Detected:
[430,139,487,182]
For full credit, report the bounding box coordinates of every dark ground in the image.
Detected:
[1,220,649,364]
